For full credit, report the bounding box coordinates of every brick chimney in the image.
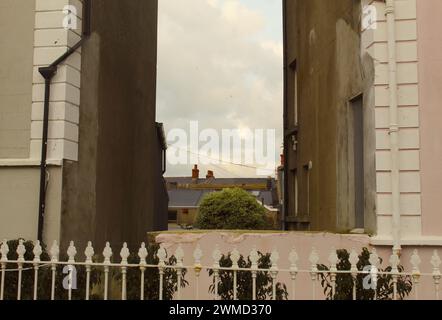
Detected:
[206,170,215,179]
[192,164,199,183]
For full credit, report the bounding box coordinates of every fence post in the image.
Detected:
[309,248,319,301]
[175,245,185,301]
[84,242,94,300]
[349,249,359,301]
[16,240,26,300]
[33,241,42,300]
[328,248,338,300]
[193,245,203,300]
[102,242,113,301]
[67,241,77,301]
[212,246,222,300]
[50,241,59,300]
[389,252,400,301]
[138,243,148,301]
[270,249,280,301]
[249,247,259,301]
[157,245,167,301]
[231,248,240,301]
[289,248,299,301]
[410,250,422,300]
[431,250,441,300]
[0,240,9,301]
[369,249,380,300]
[120,243,130,300]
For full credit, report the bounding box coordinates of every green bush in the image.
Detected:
[195,188,271,230]
[208,251,288,300]
[318,248,413,300]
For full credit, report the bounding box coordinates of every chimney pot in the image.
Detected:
[192,164,200,182]
[206,170,215,179]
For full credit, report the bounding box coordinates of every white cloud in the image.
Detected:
[157,0,283,177]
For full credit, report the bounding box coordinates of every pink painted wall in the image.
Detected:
[156,231,371,300]
[156,232,440,300]
[417,0,442,236]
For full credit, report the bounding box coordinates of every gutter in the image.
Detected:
[37,0,91,241]
[385,0,401,253]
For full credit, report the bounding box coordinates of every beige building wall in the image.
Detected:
[0,0,35,158]
[0,0,82,244]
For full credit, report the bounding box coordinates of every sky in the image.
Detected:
[156,0,283,178]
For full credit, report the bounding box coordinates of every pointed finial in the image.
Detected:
[157,245,167,266]
[328,248,338,272]
[410,249,422,272]
[67,241,77,263]
[85,241,95,264]
[431,250,441,279]
[349,249,359,273]
[103,242,113,264]
[309,247,319,266]
[138,243,148,265]
[230,248,240,268]
[33,240,43,263]
[270,248,280,269]
[120,243,130,265]
[1,240,9,263]
[175,245,184,267]
[50,241,59,262]
[249,247,259,268]
[212,245,222,268]
[17,239,26,263]
[389,252,400,273]
[369,248,380,268]
[193,245,203,265]
[289,247,299,270]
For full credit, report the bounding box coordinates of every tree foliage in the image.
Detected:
[195,188,271,230]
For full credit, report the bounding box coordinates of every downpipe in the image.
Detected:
[385,0,401,253]
[37,0,91,241]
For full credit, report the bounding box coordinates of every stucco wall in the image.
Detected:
[0,0,35,158]
[155,231,371,300]
[417,0,442,237]
[61,0,165,250]
[284,0,376,233]
[0,166,62,243]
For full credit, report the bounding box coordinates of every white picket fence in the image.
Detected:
[0,239,441,301]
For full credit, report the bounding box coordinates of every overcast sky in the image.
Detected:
[156,0,283,178]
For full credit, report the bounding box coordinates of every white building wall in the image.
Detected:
[362,0,422,242]
[30,0,83,162]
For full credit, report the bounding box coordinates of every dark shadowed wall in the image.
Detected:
[61,0,167,251]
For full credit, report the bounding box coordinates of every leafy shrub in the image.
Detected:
[317,248,413,300]
[208,251,288,300]
[195,188,271,230]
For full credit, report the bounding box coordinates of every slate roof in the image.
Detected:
[166,177,278,208]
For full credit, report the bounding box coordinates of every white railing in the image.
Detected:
[0,239,441,301]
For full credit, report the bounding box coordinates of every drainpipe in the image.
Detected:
[37,0,91,241]
[385,0,401,253]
